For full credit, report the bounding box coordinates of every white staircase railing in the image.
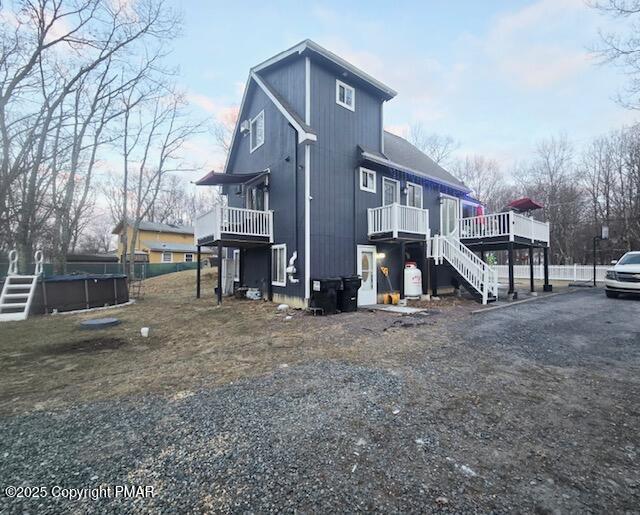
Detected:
[431,235,498,304]
[0,250,43,322]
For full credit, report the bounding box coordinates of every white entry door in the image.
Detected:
[357,245,377,306]
[440,195,460,237]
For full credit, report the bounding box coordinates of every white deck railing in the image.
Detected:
[431,235,499,304]
[195,205,273,243]
[459,211,549,243]
[368,203,430,239]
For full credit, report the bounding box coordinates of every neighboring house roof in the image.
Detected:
[112,220,194,235]
[66,253,119,263]
[141,241,214,253]
[252,39,397,100]
[360,132,471,194]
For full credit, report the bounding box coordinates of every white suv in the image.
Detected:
[605,251,640,298]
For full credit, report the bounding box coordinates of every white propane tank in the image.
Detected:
[404,262,422,299]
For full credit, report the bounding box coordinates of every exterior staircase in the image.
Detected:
[431,234,498,304]
[0,250,43,322]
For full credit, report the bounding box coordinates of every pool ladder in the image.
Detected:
[0,250,43,322]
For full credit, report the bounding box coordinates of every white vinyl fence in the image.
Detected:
[495,264,609,283]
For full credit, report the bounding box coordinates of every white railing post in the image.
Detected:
[392,203,399,239]
[530,216,534,242]
[482,267,488,305]
[509,211,515,241]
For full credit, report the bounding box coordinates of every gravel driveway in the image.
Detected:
[1,289,639,513]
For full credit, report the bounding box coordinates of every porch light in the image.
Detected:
[376,252,386,260]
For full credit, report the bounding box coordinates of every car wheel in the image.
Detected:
[605,290,619,298]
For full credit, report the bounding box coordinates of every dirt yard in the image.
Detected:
[1,272,638,513]
[0,269,471,415]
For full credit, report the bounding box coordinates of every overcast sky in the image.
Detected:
[173,0,634,181]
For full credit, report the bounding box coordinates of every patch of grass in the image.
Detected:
[0,268,467,415]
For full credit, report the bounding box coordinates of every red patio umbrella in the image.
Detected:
[507,197,543,213]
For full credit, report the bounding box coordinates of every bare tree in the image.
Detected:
[119,90,203,278]
[0,0,180,271]
[592,0,640,108]
[515,135,586,264]
[408,123,459,165]
[452,155,503,210]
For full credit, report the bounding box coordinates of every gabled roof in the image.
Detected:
[360,132,471,194]
[222,73,316,174]
[112,220,194,235]
[252,39,397,100]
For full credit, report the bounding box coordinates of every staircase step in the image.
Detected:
[3,293,29,299]
[0,302,27,309]
[0,312,28,321]
[6,282,33,289]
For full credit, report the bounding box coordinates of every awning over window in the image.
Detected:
[195,170,269,186]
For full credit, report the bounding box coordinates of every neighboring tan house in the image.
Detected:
[112,220,214,264]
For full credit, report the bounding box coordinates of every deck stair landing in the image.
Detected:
[0,250,43,322]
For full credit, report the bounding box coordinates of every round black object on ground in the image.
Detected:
[79,317,121,330]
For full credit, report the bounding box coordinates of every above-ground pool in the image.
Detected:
[26,274,130,314]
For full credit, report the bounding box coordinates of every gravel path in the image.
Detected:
[1,289,639,513]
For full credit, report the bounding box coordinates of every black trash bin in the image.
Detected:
[310,277,342,315]
[338,275,361,312]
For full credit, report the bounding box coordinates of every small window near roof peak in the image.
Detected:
[336,79,355,111]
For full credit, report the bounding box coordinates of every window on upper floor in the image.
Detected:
[382,177,400,205]
[406,182,423,209]
[336,79,355,111]
[360,167,376,193]
[250,110,265,152]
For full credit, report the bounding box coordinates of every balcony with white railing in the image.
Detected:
[458,211,549,245]
[194,205,273,245]
[368,203,430,241]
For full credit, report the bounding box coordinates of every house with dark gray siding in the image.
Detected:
[194,40,552,308]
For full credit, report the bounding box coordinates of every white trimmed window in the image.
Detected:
[233,249,240,282]
[161,251,172,263]
[184,253,194,262]
[406,182,423,208]
[250,110,265,152]
[272,244,286,287]
[336,79,355,111]
[382,177,400,205]
[360,167,376,193]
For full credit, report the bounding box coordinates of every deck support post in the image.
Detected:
[507,242,516,299]
[217,241,223,305]
[196,245,201,299]
[266,245,273,302]
[399,242,406,299]
[528,245,536,294]
[431,258,438,297]
[423,241,430,298]
[543,246,552,292]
